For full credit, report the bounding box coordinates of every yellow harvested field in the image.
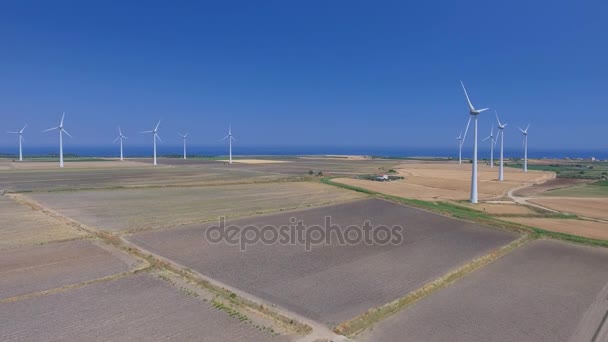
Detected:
[528,198,608,221]
[335,163,553,201]
[215,159,290,164]
[0,195,85,250]
[27,182,365,232]
[501,217,608,241]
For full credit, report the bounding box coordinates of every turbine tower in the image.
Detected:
[482,126,495,168]
[519,124,530,173]
[496,111,507,181]
[43,113,72,168]
[461,81,489,204]
[456,131,463,164]
[7,124,27,161]
[141,121,162,166]
[178,132,189,160]
[221,125,236,164]
[113,126,128,161]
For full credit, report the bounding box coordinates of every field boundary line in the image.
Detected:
[0,270,140,304]
[334,234,532,337]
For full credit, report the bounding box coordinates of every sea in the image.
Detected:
[1,145,606,161]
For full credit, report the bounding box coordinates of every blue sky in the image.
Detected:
[0,0,606,151]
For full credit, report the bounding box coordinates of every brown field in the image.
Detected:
[129,198,516,325]
[0,166,290,192]
[27,182,364,232]
[359,240,608,342]
[0,240,134,300]
[0,195,85,250]
[216,159,290,164]
[528,197,608,221]
[334,163,553,201]
[513,178,592,197]
[0,273,287,342]
[501,217,608,241]
[0,159,148,170]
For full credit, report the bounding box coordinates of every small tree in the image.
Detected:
[317,171,323,177]
[308,170,314,175]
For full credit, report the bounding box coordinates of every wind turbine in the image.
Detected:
[43,113,72,168]
[519,124,530,173]
[220,125,236,164]
[461,81,489,204]
[496,111,507,181]
[113,126,127,161]
[140,121,162,166]
[178,132,188,160]
[7,124,27,161]
[456,131,463,164]
[482,126,495,168]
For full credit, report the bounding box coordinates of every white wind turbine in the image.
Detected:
[43,112,72,168]
[7,124,27,161]
[178,132,188,160]
[461,81,489,204]
[456,131,463,164]
[495,111,507,181]
[482,126,495,168]
[220,125,236,164]
[113,126,128,161]
[519,124,530,173]
[140,121,162,166]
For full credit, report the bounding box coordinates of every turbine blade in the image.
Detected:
[518,127,524,134]
[140,130,153,133]
[7,131,18,134]
[155,120,161,131]
[460,81,475,112]
[60,112,65,127]
[525,124,530,132]
[62,129,73,138]
[482,136,491,142]
[184,132,189,137]
[43,127,59,132]
[231,136,237,142]
[495,110,501,126]
[113,136,120,143]
[478,108,489,113]
[155,133,162,142]
[20,124,27,133]
[118,126,123,136]
[461,116,472,146]
[220,135,229,141]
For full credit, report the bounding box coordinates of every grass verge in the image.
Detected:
[320,178,608,248]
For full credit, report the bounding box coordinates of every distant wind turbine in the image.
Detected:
[461,81,489,204]
[7,124,27,161]
[456,131,463,164]
[140,121,162,166]
[43,112,72,168]
[482,125,495,168]
[519,124,530,173]
[496,111,507,181]
[220,125,236,164]
[178,132,188,160]
[113,126,128,161]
